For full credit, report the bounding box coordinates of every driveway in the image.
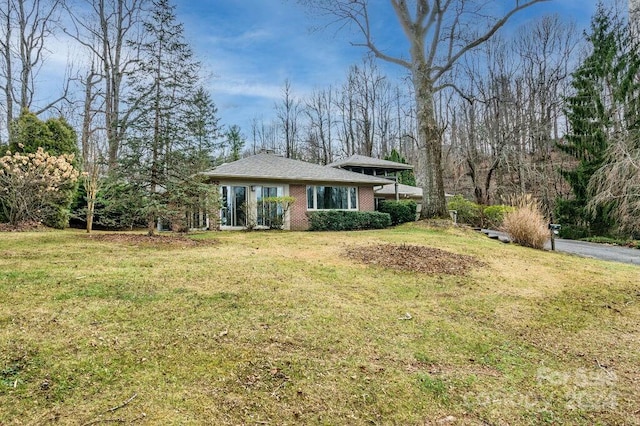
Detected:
[481,229,640,266]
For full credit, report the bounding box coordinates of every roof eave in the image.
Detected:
[200,174,392,186]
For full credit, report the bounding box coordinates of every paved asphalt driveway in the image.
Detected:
[481,229,640,266]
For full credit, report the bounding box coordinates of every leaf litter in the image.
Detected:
[345,243,483,275]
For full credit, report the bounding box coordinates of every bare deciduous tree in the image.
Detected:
[0,1,14,134]
[299,0,548,217]
[250,117,279,154]
[588,133,640,236]
[275,79,301,158]
[335,71,358,157]
[65,0,147,168]
[305,87,335,164]
[443,14,577,207]
[0,0,67,139]
[329,58,404,159]
[78,62,106,233]
[514,14,577,212]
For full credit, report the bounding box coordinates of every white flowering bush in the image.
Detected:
[0,147,79,226]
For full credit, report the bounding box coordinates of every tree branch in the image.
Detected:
[433,0,550,81]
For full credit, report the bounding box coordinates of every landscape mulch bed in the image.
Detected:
[345,243,483,275]
[88,233,217,247]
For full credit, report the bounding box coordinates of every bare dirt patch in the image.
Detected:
[345,243,483,275]
[89,233,217,247]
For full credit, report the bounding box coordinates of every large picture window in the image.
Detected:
[307,186,358,210]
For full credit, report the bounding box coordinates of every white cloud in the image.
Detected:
[213,77,281,100]
[203,27,274,47]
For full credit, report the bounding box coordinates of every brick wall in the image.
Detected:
[359,186,375,211]
[289,184,309,230]
[289,185,377,230]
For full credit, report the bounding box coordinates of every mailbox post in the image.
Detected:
[548,223,561,251]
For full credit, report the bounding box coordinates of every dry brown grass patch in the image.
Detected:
[345,243,484,275]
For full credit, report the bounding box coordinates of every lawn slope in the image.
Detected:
[1,224,638,425]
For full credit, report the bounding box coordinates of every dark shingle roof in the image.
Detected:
[327,154,414,171]
[200,154,393,185]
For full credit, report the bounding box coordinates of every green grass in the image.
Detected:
[0,223,638,425]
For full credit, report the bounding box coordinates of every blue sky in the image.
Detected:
[38,1,602,138]
[173,0,602,136]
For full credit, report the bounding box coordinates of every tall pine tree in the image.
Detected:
[120,0,202,234]
[184,87,222,174]
[556,3,639,238]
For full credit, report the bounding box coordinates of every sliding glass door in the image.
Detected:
[221,186,247,227]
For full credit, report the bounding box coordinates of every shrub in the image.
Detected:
[503,196,549,250]
[308,210,391,231]
[261,196,295,229]
[557,223,590,240]
[447,195,482,227]
[0,147,79,227]
[378,200,417,225]
[483,204,515,229]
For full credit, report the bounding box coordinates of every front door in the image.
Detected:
[221,186,247,227]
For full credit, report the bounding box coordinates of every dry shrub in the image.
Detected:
[503,195,549,250]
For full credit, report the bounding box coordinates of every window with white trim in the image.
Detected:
[306,185,358,210]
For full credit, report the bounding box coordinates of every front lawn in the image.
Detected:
[1,223,638,425]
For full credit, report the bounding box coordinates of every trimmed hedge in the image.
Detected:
[308,210,391,231]
[378,200,417,226]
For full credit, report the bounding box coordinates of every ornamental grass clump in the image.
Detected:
[503,195,549,250]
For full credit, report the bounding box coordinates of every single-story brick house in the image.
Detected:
[199,152,394,230]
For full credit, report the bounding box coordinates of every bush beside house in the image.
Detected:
[308,211,391,231]
[378,200,417,226]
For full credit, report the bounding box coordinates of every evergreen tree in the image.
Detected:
[556,4,639,237]
[225,125,245,162]
[185,87,222,174]
[9,110,79,160]
[120,0,202,234]
[385,149,416,186]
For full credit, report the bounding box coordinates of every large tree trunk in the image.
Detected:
[298,0,548,217]
[414,68,448,218]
